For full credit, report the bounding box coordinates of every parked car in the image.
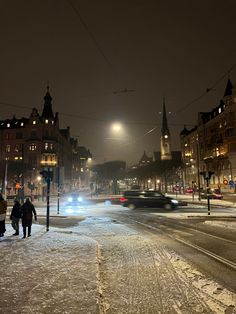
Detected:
[120,190,179,210]
[200,189,223,200]
[185,187,193,193]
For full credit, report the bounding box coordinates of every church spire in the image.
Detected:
[160,98,172,160]
[161,97,170,136]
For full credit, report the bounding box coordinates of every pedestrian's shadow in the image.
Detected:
[0,236,20,243]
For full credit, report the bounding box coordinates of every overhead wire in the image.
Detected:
[66,0,114,72]
[174,63,236,116]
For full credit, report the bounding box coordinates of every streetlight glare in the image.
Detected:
[112,123,122,132]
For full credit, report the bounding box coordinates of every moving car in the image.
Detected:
[200,189,223,200]
[66,193,83,205]
[120,190,179,210]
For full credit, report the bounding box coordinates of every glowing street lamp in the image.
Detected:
[111,122,122,132]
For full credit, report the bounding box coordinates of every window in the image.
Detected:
[16,132,22,139]
[31,130,37,138]
[45,143,49,150]
[33,120,36,125]
[6,144,11,152]
[29,143,37,151]
[14,144,21,152]
[45,119,49,124]
[7,123,10,128]
[5,133,9,139]
[21,122,24,126]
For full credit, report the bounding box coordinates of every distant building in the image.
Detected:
[0,86,91,198]
[129,99,181,191]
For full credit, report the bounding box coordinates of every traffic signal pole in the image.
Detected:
[206,178,210,216]
[46,174,50,231]
[40,168,53,232]
[200,171,214,216]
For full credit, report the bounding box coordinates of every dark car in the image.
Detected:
[66,193,83,205]
[120,190,179,210]
[200,189,223,200]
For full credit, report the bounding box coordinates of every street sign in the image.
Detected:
[229,180,234,187]
[223,179,228,185]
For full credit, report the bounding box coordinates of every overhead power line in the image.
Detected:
[174,63,236,116]
[66,0,114,71]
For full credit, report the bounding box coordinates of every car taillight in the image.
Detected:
[119,197,127,202]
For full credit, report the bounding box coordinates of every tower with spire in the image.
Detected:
[160,98,172,160]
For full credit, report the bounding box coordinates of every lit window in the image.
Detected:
[45,143,49,150]
[218,108,221,114]
[33,120,36,125]
[7,123,10,128]
[19,157,23,160]
[50,143,53,150]
[184,143,188,147]
[6,144,11,152]
[45,119,48,124]
[52,121,54,125]
[15,144,20,152]
[21,122,24,126]
[81,168,84,172]
[29,144,37,151]
[14,157,19,160]
[164,135,168,139]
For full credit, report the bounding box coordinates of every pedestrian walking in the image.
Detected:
[10,199,21,236]
[0,194,7,237]
[21,198,37,238]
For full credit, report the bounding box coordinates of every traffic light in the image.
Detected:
[40,169,53,182]
[200,171,214,180]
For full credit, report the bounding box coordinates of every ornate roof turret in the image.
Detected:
[224,78,233,97]
[180,125,189,136]
[42,85,54,119]
[139,151,152,166]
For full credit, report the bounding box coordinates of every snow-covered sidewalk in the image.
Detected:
[1,217,236,313]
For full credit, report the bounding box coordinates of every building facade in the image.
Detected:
[0,87,91,198]
[180,79,236,192]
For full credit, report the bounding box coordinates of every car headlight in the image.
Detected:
[68,197,73,202]
[171,199,178,204]
[77,197,82,202]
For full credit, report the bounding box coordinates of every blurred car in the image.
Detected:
[66,193,83,205]
[200,189,223,200]
[120,190,179,210]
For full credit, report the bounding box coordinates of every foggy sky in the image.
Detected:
[0,0,236,165]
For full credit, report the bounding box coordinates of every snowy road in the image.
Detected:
[0,203,236,313]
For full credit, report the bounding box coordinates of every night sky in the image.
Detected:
[0,0,236,165]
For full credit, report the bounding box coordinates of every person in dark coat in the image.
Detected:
[0,194,7,237]
[21,198,37,238]
[10,199,21,236]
